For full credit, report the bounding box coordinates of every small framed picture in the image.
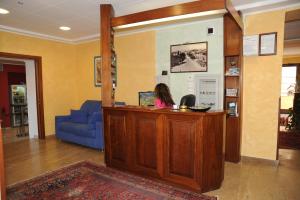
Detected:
[259,32,277,56]
[94,56,101,87]
[226,88,238,97]
[227,102,238,116]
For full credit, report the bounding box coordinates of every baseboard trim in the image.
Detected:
[241,156,279,167]
[45,134,56,139]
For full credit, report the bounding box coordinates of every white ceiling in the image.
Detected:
[0,0,300,43]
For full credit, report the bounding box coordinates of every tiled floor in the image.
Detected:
[2,131,300,200]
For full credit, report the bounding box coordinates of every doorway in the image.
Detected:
[0,52,45,139]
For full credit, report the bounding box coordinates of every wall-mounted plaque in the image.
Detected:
[259,32,277,56]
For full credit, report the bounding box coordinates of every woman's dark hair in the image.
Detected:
[154,83,175,106]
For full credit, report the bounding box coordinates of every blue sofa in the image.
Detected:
[55,100,104,149]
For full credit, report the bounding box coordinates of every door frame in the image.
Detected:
[0,52,45,139]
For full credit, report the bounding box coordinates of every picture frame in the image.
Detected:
[94,56,101,87]
[227,101,238,116]
[138,91,155,106]
[259,32,277,56]
[170,42,208,73]
[226,88,238,97]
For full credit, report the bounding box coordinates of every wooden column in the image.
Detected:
[100,5,115,106]
[0,121,6,200]
[223,13,243,162]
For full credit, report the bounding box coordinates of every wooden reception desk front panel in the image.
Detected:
[103,106,225,192]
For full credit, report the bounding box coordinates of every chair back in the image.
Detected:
[180,94,196,107]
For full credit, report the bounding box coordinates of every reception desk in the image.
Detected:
[103,106,225,192]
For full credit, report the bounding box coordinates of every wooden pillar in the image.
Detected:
[100,4,115,106]
[223,13,243,162]
[0,121,6,200]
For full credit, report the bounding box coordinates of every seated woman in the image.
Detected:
[154,83,175,108]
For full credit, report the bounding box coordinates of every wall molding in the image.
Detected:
[1,2,299,45]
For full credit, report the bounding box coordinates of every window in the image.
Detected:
[281,66,297,109]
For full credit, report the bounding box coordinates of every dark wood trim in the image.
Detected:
[100,5,115,107]
[259,32,277,56]
[277,98,281,160]
[0,52,45,139]
[225,0,243,30]
[111,0,225,27]
[0,121,6,200]
[285,9,300,23]
[282,64,300,67]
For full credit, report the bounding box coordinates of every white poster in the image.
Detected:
[243,35,259,56]
[195,74,222,110]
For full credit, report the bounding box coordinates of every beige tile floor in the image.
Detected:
[3,133,300,200]
[207,149,300,200]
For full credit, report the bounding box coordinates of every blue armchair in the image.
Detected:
[55,100,104,149]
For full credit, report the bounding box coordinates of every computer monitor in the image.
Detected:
[139,91,155,106]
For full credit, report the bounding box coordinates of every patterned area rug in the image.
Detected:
[7,161,216,200]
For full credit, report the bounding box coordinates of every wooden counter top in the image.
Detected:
[103,106,225,192]
[103,105,224,116]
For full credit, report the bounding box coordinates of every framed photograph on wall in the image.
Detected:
[94,56,101,87]
[259,32,277,56]
[170,42,208,73]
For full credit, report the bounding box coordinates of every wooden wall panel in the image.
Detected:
[201,115,225,191]
[132,113,162,177]
[104,111,129,168]
[167,119,196,178]
[224,14,242,56]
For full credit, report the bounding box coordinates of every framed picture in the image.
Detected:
[170,42,208,73]
[227,102,238,116]
[226,88,238,97]
[94,56,101,87]
[139,91,155,106]
[259,32,277,56]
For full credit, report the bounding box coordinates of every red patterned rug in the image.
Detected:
[7,161,216,200]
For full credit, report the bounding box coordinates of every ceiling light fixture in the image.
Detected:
[115,9,227,29]
[0,8,10,14]
[59,26,71,31]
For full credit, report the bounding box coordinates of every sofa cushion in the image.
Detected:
[59,122,95,138]
[70,110,88,123]
[88,111,102,124]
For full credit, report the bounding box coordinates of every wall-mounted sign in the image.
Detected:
[243,35,259,56]
[259,32,277,56]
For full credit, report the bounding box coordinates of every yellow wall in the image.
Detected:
[75,31,156,105]
[75,40,101,103]
[115,31,156,105]
[242,10,285,160]
[0,31,80,135]
[0,30,156,135]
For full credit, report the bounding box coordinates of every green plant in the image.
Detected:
[286,108,297,131]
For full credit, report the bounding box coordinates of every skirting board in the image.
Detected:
[241,156,279,167]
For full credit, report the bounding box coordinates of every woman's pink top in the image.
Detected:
[155,98,171,108]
